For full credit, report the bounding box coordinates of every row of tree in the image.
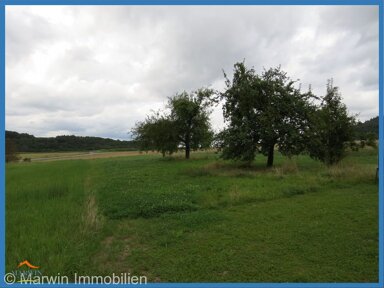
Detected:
[133,61,373,166]
[5,131,138,153]
[5,131,139,162]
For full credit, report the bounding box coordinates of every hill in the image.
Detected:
[6,131,138,152]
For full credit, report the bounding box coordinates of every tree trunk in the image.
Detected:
[185,132,191,159]
[267,144,274,167]
[185,144,190,159]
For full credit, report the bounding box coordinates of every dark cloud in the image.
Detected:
[6,6,379,139]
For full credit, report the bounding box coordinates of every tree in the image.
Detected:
[6,138,20,163]
[307,80,356,165]
[218,62,314,167]
[258,67,315,167]
[168,89,214,159]
[133,88,214,159]
[132,111,178,157]
[215,63,261,163]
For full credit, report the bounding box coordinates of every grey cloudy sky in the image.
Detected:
[6,5,379,140]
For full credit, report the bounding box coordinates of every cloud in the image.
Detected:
[6,5,379,139]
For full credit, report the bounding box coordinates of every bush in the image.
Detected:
[366,133,377,149]
[349,141,359,152]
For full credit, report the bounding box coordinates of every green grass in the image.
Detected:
[6,160,101,276]
[6,149,378,282]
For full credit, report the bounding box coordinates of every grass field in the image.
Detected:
[6,149,378,282]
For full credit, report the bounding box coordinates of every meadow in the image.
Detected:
[6,148,378,282]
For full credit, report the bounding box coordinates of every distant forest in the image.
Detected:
[6,131,138,152]
[355,116,379,139]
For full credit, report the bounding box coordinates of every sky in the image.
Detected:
[6,5,379,140]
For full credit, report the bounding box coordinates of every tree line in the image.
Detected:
[355,116,378,140]
[5,131,137,154]
[133,61,378,166]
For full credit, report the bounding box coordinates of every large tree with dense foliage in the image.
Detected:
[307,80,356,165]
[258,67,315,166]
[215,63,261,162]
[217,62,315,167]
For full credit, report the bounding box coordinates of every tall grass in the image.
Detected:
[6,160,102,277]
